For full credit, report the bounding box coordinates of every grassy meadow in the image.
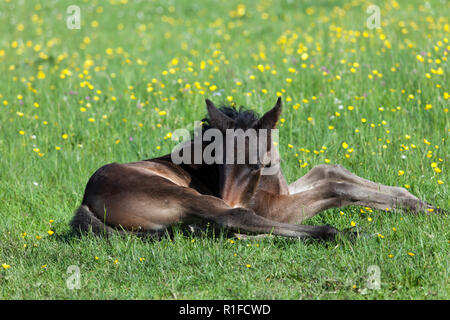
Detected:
[0,0,448,299]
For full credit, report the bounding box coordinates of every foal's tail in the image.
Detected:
[70,205,163,238]
[70,205,117,236]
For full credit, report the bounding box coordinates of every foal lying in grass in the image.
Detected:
[71,98,444,240]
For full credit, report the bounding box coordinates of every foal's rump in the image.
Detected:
[72,161,201,234]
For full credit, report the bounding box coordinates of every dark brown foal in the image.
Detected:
[71,98,444,241]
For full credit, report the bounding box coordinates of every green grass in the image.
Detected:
[0,0,448,299]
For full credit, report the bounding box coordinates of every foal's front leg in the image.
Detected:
[252,164,443,224]
[301,164,441,213]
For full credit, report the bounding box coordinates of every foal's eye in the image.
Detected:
[249,164,262,171]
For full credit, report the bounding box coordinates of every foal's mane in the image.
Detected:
[202,105,260,131]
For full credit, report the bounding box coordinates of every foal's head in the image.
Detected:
[204,98,282,207]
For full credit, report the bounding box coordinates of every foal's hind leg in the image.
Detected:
[191,206,344,241]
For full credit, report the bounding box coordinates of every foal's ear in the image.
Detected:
[257,97,282,129]
[205,99,235,131]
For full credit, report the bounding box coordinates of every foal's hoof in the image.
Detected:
[423,202,449,215]
[431,207,449,215]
